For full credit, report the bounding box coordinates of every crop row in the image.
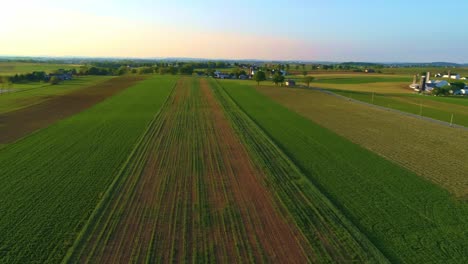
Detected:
[219,80,468,263]
[0,76,176,263]
[210,79,389,263]
[66,78,260,262]
[69,77,346,263]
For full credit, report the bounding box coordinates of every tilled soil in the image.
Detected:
[0,76,144,144]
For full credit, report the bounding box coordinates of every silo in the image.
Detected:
[419,76,427,92]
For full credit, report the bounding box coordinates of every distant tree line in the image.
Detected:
[9,71,49,83]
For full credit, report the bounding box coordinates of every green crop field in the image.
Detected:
[64,77,387,263]
[255,84,468,198]
[219,79,468,263]
[310,75,411,84]
[0,76,113,114]
[0,62,82,76]
[0,74,467,263]
[380,67,468,76]
[0,76,176,263]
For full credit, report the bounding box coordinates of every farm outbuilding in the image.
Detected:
[285,80,296,87]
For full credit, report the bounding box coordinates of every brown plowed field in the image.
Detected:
[0,75,144,144]
[73,78,309,263]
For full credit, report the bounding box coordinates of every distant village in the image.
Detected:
[209,64,298,86]
[409,71,468,96]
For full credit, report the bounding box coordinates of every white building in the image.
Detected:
[442,74,460,80]
[453,89,468,96]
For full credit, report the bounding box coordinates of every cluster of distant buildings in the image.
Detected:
[46,71,73,81]
[213,65,287,80]
[409,71,468,95]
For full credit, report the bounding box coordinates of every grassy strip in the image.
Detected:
[211,79,389,263]
[0,76,176,263]
[220,80,468,263]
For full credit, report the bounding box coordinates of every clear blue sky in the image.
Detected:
[2,0,468,62]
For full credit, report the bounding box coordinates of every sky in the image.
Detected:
[2,0,468,62]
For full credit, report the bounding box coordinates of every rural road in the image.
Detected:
[305,86,468,132]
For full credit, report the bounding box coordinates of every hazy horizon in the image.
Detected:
[3,0,468,63]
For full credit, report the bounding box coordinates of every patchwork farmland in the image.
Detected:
[0,75,467,263]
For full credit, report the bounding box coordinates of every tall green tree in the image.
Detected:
[253,71,266,85]
[273,73,285,86]
[304,76,315,87]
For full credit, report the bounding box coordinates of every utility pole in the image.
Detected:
[450,114,454,127]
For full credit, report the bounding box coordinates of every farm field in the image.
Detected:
[330,89,468,127]
[220,79,468,263]
[0,76,113,114]
[1,74,467,263]
[66,77,386,263]
[253,83,468,198]
[380,67,468,76]
[314,82,411,93]
[0,75,143,144]
[0,76,176,263]
[0,62,81,76]
[309,74,411,84]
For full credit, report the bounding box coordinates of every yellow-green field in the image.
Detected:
[0,62,82,76]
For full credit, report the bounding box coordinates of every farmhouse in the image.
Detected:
[214,71,231,79]
[285,80,296,87]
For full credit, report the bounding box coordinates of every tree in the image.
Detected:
[253,71,266,85]
[1,76,11,89]
[450,82,465,90]
[302,70,308,77]
[138,67,154,74]
[49,76,60,85]
[179,65,194,75]
[432,85,453,96]
[304,76,315,87]
[272,73,285,86]
[205,68,216,77]
[116,66,128,75]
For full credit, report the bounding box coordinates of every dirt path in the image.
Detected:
[71,78,309,263]
[0,75,144,144]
